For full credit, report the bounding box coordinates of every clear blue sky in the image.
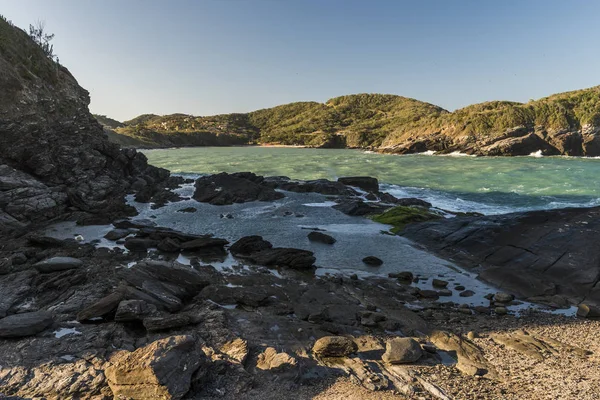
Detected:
[1,0,599,121]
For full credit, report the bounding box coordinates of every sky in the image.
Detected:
[1,0,599,121]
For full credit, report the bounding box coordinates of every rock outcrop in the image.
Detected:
[0,19,169,234]
[403,206,600,306]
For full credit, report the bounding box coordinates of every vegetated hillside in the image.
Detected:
[381,86,600,155]
[106,86,600,156]
[93,114,124,129]
[113,113,259,148]
[109,94,447,149]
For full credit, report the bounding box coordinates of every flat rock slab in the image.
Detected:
[403,206,600,304]
[33,257,83,273]
[0,311,53,338]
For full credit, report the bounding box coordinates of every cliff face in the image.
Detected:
[105,87,600,156]
[0,19,168,233]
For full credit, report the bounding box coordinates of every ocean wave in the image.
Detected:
[529,150,544,158]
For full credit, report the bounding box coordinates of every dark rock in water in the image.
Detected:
[104,229,132,241]
[193,172,284,205]
[143,314,192,331]
[246,248,316,270]
[437,289,453,296]
[230,236,273,256]
[273,178,357,196]
[77,290,124,321]
[362,256,383,266]
[382,337,422,364]
[432,279,449,288]
[33,257,83,273]
[0,311,53,338]
[115,300,154,322]
[312,336,357,357]
[332,199,391,216]
[113,219,157,229]
[338,176,379,193]
[307,231,336,245]
[402,207,600,305]
[390,271,414,281]
[179,237,229,251]
[105,335,203,400]
[177,207,197,213]
[459,290,475,297]
[124,237,158,252]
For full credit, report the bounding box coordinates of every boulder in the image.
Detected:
[307,231,336,245]
[104,229,132,241]
[337,176,379,193]
[432,279,448,288]
[33,257,83,273]
[577,303,600,318]
[381,337,423,364]
[494,292,515,303]
[0,311,53,338]
[193,172,284,205]
[230,236,273,256]
[312,336,357,357]
[246,248,316,270]
[105,335,203,400]
[77,290,124,321]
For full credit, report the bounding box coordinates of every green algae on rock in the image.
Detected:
[371,206,442,234]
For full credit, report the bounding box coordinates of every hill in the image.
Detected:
[105,87,600,156]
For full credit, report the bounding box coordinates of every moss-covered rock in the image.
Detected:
[371,206,442,234]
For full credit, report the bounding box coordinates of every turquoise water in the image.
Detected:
[143,147,600,214]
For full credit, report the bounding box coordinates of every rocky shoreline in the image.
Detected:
[1,18,599,399]
[1,172,600,399]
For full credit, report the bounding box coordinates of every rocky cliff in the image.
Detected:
[104,87,600,156]
[0,18,168,233]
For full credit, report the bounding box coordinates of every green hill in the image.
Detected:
[105,86,600,156]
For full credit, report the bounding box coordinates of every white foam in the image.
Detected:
[529,150,544,158]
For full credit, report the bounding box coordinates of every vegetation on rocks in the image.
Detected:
[370,206,442,234]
